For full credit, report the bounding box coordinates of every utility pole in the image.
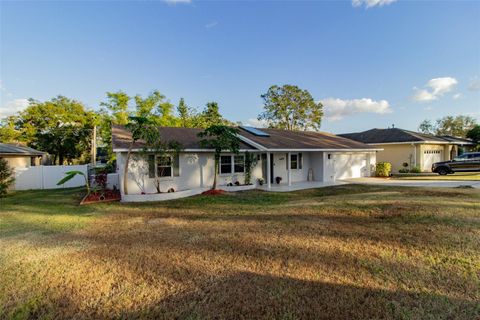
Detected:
[91,125,97,166]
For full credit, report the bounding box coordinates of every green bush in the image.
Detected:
[375,162,392,177]
[0,158,15,197]
[398,168,409,173]
[409,166,421,173]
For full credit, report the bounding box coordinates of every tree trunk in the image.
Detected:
[213,154,219,190]
[123,142,134,195]
[59,154,64,165]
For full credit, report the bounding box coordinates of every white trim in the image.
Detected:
[114,147,382,153]
[113,148,258,153]
[367,141,449,146]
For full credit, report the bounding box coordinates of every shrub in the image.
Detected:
[0,158,15,197]
[275,176,282,184]
[409,166,421,173]
[398,168,409,173]
[375,162,392,177]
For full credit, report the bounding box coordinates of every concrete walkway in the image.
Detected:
[345,177,480,189]
[257,180,347,192]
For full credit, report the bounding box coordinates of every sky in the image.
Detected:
[1,0,479,134]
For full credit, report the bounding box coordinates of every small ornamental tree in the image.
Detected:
[244,151,258,185]
[123,116,158,195]
[0,158,14,197]
[141,129,183,193]
[198,125,240,190]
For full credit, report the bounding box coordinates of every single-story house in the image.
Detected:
[112,125,380,198]
[339,128,474,173]
[0,143,45,169]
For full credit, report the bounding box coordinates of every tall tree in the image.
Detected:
[198,125,240,190]
[100,91,131,125]
[13,96,96,164]
[134,90,178,126]
[466,125,480,150]
[258,85,324,131]
[177,98,197,128]
[418,115,477,137]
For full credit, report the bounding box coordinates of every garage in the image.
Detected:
[332,153,370,180]
[422,149,443,171]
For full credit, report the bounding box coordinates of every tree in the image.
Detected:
[244,151,258,185]
[141,129,183,193]
[418,120,434,135]
[0,116,21,143]
[134,90,178,126]
[0,159,14,197]
[13,96,96,164]
[177,98,198,128]
[100,91,130,125]
[123,116,158,195]
[258,85,324,131]
[418,115,477,137]
[467,125,480,150]
[198,125,240,190]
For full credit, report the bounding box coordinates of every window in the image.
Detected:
[290,154,298,169]
[30,157,36,167]
[234,155,245,173]
[157,156,172,177]
[220,155,232,174]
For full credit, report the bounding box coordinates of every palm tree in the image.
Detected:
[198,125,240,190]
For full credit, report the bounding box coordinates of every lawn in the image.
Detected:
[1,185,479,319]
[393,172,480,181]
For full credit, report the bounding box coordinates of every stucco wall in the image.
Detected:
[372,144,420,173]
[271,152,312,184]
[2,155,35,169]
[117,152,263,195]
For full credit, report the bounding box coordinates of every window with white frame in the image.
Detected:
[157,156,172,177]
[148,154,179,178]
[289,153,303,170]
[234,155,245,173]
[220,155,232,174]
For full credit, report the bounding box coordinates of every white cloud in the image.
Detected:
[205,21,218,29]
[452,93,462,100]
[468,76,480,92]
[412,77,458,102]
[321,98,392,121]
[163,0,191,4]
[352,0,397,8]
[0,98,29,118]
[243,118,268,128]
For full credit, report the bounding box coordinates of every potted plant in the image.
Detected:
[258,178,264,186]
[275,176,282,184]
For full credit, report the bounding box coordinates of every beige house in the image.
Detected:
[0,143,45,169]
[339,128,474,173]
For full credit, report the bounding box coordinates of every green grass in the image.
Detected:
[1,185,479,319]
[393,172,480,181]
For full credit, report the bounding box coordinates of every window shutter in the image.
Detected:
[286,153,289,170]
[299,153,303,169]
[148,155,155,178]
[173,154,180,176]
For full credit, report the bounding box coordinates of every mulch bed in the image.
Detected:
[201,189,226,196]
[80,190,121,205]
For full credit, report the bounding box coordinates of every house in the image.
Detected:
[338,128,474,173]
[112,125,379,200]
[0,143,45,169]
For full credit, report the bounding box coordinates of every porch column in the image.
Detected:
[287,152,291,186]
[266,152,271,189]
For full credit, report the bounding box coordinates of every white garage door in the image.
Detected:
[422,150,442,171]
[333,153,368,180]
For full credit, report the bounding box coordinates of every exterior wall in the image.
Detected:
[271,152,311,184]
[310,152,324,181]
[2,155,36,169]
[323,151,376,181]
[372,144,420,173]
[117,152,263,195]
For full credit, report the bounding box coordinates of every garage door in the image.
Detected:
[422,150,442,171]
[333,154,368,180]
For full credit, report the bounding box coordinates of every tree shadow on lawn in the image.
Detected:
[120,271,479,320]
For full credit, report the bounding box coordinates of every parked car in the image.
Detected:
[431,152,480,175]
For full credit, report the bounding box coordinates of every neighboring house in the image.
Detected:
[339,128,474,173]
[112,125,379,196]
[0,143,45,169]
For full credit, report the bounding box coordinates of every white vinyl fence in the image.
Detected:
[14,165,89,190]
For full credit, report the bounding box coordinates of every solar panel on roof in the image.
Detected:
[239,126,270,137]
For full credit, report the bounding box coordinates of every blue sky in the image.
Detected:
[1,0,479,133]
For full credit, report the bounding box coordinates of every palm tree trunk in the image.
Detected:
[213,154,219,190]
[123,142,134,195]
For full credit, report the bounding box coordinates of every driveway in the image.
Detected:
[345,177,480,189]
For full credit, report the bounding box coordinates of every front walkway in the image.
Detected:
[257,181,347,192]
[345,177,480,189]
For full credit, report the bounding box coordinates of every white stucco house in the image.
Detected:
[112,125,380,201]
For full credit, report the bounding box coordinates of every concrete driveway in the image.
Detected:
[345,177,480,189]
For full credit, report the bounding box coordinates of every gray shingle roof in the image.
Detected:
[0,143,45,156]
[338,128,449,144]
[112,125,375,151]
